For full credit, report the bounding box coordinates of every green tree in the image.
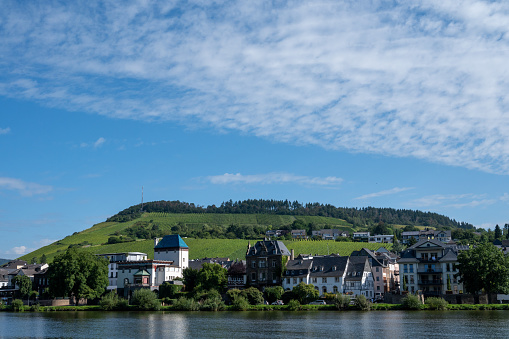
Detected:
[159,282,182,299]
[292,282,319,304]
[196,263,227,292]
[241,287,264,305]
[456,242,509,294]
[182,267,200,292]
[495,224,502,240]
[264,286,284,304]
[13,275,32,305]
[40,254,47,264]
[47,248,109,304]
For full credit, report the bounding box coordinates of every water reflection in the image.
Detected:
[1,311,509,338]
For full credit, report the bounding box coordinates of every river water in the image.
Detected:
[1,310,508,338]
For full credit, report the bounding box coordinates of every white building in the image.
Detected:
[368,234,394,243]
[96,252,148,290]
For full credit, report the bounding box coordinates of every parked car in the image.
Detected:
[271,300,284,305]
[309,300,326,305]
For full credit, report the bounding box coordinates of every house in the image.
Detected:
[227,260,247,289]
[351,248,400,296]
[353,232,370,242]
[368,234,394,243]
[312,229,344,240]
[265,230,286,238]
[397,239,468,295]
[291,230,308,240]
[401,229,452,244]
[96,252,148,291]
[245,240,291,288]
[282,254,375,298]
[116,235,189,298]
[189,257,232,271]
[401,231,420,244]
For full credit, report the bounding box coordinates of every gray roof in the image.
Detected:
[246,240,291,257]
[345,256,370,281]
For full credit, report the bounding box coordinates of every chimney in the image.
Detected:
[290,249,295,261]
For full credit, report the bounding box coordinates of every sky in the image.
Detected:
[1,0,509,258]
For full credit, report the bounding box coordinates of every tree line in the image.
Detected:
[107,199,474,229]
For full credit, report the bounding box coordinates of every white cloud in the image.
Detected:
[206,172,343,187]
[0,177,52,196]
[0,127,10,135]
[500,193,509,201]
[93,137,105,148]
[2,2,509,173]
[355,187,414,200]
[34,238,57,247]
[408,193,497,209]
[10,246,30,256]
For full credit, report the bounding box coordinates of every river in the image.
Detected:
[1,310,508,338]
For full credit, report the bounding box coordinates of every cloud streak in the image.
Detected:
[408,193,498,209]
[2,2,509,173]
[0,177,52,196]
[206,173,343,187]
[355,187,414,200]
[0,127,10,135]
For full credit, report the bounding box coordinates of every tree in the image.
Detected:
[159,282,182,299]
[196,263,227,292]
[241,287,264,305]
[131,288,160,310]
[182,267,200,292]
[47,248,108,304]
[292,282,319,304]
[456,243,509,294]
[495,224,502,240]
[264,286,284,304]
[40,254,47,264]
[13,275,32,305]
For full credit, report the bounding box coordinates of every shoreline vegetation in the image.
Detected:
[3,303,509,313]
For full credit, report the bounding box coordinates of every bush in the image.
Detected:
[231,296,250,311]
[287,299,301,311]
[354,294,371,311]
[401,294,422,310]
[116,298,130,310]
[334,294,351,310]
[173,297,200,311]
[264,286,284,304]
[12,299,24,312]
[29,303,41,312]
[200,295,226,311]
[131,289,161,311]
[100,292,119,311]
[226,289,242,304]
[159,282,183,299]
[241,287,264,305]
[425,297,448,311]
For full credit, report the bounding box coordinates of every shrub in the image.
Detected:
[100,291,119,311]
[425,297,448,311]
[226,289,242,304]
[116,298,130,310]
[12,299,24,312]
[131,289,161,311]
[159,282,183,299]
[173,297,200,311]
[231,296,250,311]
[264,286,284,304]
[287,299,301,311]
[241,287,264,305]
[401,294,422,310]
[29,303,41,312]
[354,294,371,311]
[200,296,226,311]
[334,294,351,310]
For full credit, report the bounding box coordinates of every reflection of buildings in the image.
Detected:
[398,239,467,295]
[115,234,188,297]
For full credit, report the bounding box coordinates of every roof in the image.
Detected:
[154,234,188,249]
[133,269,151,276]
[408,238,447,249]
[246,240,291,257]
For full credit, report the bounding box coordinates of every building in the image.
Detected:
[96,252,148,290]
[227,260,247,289]
[368,234,394,243]
[351,248,399,296]
[353,232,370,242]
[245,240,291,288]
[397,239,467,295]
[291,230,308,240]
[116,235,189,297]
[189,257,232,271]
[283,254,375,298]
[401,229,452,244]
[311,229,346,240]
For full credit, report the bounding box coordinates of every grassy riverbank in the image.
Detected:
[3,303,509,312]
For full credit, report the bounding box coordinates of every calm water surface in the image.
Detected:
[1,310,508,338]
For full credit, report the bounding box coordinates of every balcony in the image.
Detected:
[418,258,440,263]
[417,269,442,274]
[418,280,443,285]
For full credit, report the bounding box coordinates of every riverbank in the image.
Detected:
[2,303,509,312]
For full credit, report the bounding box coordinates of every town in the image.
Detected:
[2,227,508,311]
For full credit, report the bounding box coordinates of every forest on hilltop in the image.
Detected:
[107,199,474,230]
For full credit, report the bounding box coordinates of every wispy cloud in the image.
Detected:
[408,193,497,209]
[2,2,509,173]
[355,187,414,200]
[4,238,56,257]
[80,137,106,148]
[0,127,10,135]
[0,177,52,196]
[206,172,343,187]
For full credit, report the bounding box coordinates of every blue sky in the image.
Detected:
[2,0,509,258]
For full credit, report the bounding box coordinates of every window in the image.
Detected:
[293,278,297,284]
[286,278,290,284]
[410,275,414,284]
[376,276,379,281]
[251,261,256,268]
[272,260,277,267]
[376,267,379,272]
[312,277,317,283]
[335,277,340,282]
[300,278,303,283]
[322,277,327,283]
[322,286,327,294]
[333,286,338,293]
[251,272,256,281]
[409,264,414,273]
[403,264,408,273]
[377,285,380,291]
